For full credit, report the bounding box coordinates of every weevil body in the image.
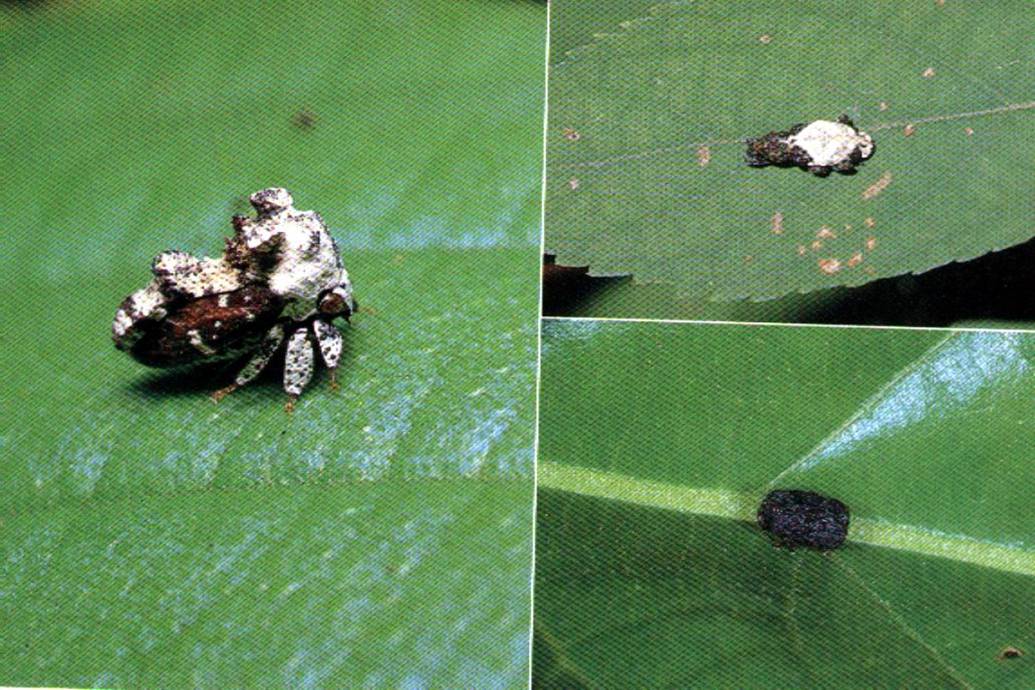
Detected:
[113,188,355,407]
[746,115,874,176]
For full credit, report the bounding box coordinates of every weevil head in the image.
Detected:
[317,282,356,322]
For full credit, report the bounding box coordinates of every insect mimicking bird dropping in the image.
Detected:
[746,115,874,176]
[757,489,850,551]
[112,188,356,410]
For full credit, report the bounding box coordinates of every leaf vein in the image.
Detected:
[549,101,1035,171]
[538,461,1035,578]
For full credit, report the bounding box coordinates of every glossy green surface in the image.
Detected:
[545,1,1035,306]
[0,1,544,686]
[549,0,657,61]
[534,320,1035,688]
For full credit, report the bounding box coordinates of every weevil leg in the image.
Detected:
[312,320,343,391]
[211,383,238,404]
[283,326,315,406]
[210,323,286,403]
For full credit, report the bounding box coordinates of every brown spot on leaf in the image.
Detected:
[744,255,754,264]
[816,226,836,239]
[292,109,317,131]
[811,240,824,251]
[866,236,878,251]
[818,258,842,275]
[922,67,936,78]
[759,34,772,44]
[697,145,712,167]
[863,172,893,200]
[864,217,876,228]
[904,124,916,136]
[864,266,876,275]
[797,245,807,256]
[879,101,889,111]
[568,178,580,190]
[771,211,784,234]
[562,128,581,141]
[998,647,1023,660]
[964,127,975,136]
[847,252,864,268]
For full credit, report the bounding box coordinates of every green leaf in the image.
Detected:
[549,0,657,61]
[534,320,1035,688]
[545,1,1035,302]
[0,1,543,686]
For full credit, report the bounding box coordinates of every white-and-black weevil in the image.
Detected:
[112,188,356,410]
[746,115,874,176]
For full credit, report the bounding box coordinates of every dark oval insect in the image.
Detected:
[757,489,849,551]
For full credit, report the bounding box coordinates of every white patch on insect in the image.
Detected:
[233,190,346,304]
[112,309,135,338]
[789,120,874,168]
[152,251,241,296]
[113,284,166,339]
[188,329,217,356]
[218,294,229,307]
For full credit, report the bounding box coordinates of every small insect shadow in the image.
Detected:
[127,360,245,399]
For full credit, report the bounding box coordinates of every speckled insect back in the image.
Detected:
[757,489,850,551]
[112,188,356,410]
[746,115,874,176]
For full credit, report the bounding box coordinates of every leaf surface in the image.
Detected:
[545,1,1035,302]
[549,0,657,60]
[534,320,1035,688]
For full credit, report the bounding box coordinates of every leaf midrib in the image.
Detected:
[538,461,1035,578]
